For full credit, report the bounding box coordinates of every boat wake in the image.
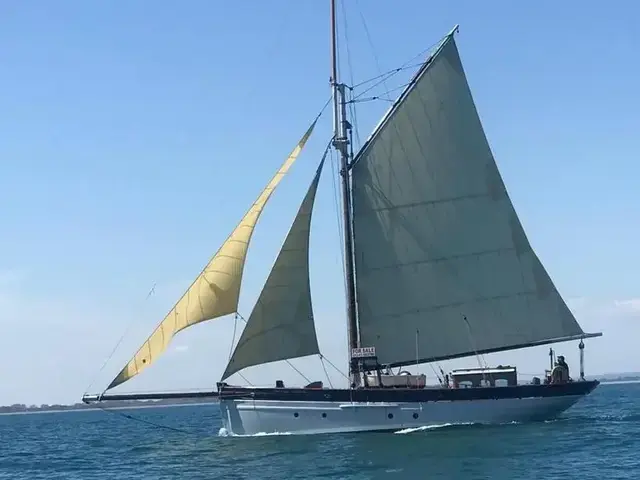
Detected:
[218,427,292,437]
[394,422,475,434]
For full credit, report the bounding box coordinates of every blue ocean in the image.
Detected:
[1,382,638,479]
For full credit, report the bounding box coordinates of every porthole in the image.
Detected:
[294,412,299,418]
[413,413,419,419]
[322,413,327,418]
[387,413,394,419]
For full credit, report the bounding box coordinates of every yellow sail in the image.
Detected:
[107,121,317,390]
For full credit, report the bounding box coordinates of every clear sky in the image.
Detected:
[1,1,638,405]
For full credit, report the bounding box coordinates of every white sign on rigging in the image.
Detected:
[351,346,376,359]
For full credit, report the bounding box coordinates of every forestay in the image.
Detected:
[107,122,317,389]
[351,32,587,368]
[222,158,325,380]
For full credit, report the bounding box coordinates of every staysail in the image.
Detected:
[351,30,595,368]
[107,122,317,390]
[222,158,325,380]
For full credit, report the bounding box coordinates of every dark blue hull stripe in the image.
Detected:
[219,380,599,403]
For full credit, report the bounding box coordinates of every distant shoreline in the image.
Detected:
[0,401,218,416]
[594,375,640,384]
[0,397,218,415]
[597,379,640,385]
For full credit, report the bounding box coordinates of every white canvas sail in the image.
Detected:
[221,159,325,380]
[350,31,595,368]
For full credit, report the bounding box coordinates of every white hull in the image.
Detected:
[219,394,585,436]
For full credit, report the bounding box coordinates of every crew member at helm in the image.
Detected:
[550,355,570,384]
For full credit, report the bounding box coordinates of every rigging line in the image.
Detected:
[330,148,348,301]
[428,363,442,384]
[318,355,334,388]
[350,68,400,90]
[345,37,444,106]
[345,56,438,107]
[84,282,157,396]
[349,64,411,91]
[462,315,489,378]
[353,0,392,102]
[339,0,355,88]
[351,73,399,101]
[95,387,216,395]
[350,71,413,101]
[350,96,393,105]
[287,362,312,384]
[224,312,255,386]
[348,57,435,92]
[347,79,361,150]
[317,95,333,122]
[399,39,445,70]
[227,314,239,362]
[95,404,200,437]
[329,148,346,274]
[319,353,349,381]
[348,37,442,91]
[329,146,351,368]
[238,371,253,387]
[349,82,412,104]
[338,0,361,150]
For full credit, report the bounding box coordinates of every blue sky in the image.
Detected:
[1,1,638,405]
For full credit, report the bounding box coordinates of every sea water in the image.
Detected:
[0,382,638,479]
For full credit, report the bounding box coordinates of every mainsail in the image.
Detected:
[222,158,325,380]
[351,31,591,368]
[107,122,317,390]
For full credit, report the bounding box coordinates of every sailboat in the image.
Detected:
[82,3,602,435]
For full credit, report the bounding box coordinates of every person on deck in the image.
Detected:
[557,356,568,371]
[551,355,570,384]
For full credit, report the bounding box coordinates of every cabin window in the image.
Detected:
[495,379,508,387]
[294,412,299,418]
[450,368,517,388]
[387,413,394,419]
[413,413,419,419]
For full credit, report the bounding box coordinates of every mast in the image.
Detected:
[330,0,359,385]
